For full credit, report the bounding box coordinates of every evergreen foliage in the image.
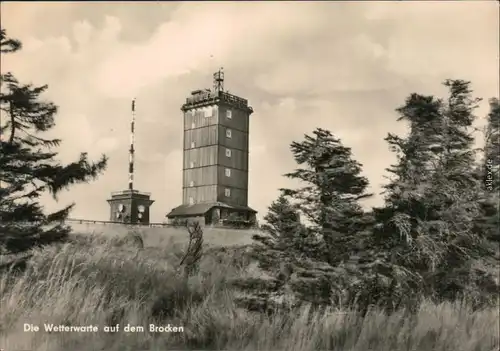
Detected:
[475,98,500,244]
[0,29,107,254]
[252,193,311,267]
[236,129,375,312]
[281,128,372,264]
[237,80,499,316]
[1,26,497,322]
[373,80,497,307]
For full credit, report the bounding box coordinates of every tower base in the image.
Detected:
[166,202,257,227]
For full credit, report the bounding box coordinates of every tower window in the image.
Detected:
[226,129,232,138]
[191,141,196,148]
[204,107,213,118]
[190,161,195,168]
[189,181,194,187]
[225,148,232,157]
[225,168,231,177]
[224,188,231,197]
[226,110,232,119]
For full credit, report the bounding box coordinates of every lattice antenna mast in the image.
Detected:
[213,67,224,94]
[129,98,136,191]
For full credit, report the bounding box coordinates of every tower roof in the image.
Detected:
[181,70,252,113]
[181,90,252,113]
[166,202,256,218]
[107,189,153,202]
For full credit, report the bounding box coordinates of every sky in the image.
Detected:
[1,1,498,223]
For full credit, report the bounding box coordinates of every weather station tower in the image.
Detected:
[107,99,154,224]
[166,69,257,226]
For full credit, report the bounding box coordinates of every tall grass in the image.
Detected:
[1,232,498,351]
[66,222,258,247]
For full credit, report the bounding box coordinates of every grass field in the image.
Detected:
[67,221,258,247]
[1,229,498,351]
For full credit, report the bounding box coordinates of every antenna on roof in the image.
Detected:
[213,67,224,94]
[129,98,136,191]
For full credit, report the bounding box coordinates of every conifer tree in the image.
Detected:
[233,193,308,313]
[235,130,374,312]
[373,79,495,304]
[467,98,500,304]
[281,128,372,265]
[251,192,311,272]
[0,28,107,253]
[483,98,500,184]
[475,98,500,244]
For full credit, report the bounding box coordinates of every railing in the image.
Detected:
[219,91,249,108]
[182,90,251,111]
[11,219,260,230]
[65,218,171,227]
[184,90,217,106]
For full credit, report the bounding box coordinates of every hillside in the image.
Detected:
[66,220,259,248]
[1,230,497,351]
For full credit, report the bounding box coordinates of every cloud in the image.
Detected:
[72,20,93,46]
[92,2,338,99]
[1,2,498,222]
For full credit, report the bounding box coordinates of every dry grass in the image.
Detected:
[67,221,258,248]
[1,231,498,351]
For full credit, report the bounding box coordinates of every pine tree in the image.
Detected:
[280,129,375,310]
[251,192,311,272]
[483,98,500,187]
[235,129,375,313]
[0,28,107,254]
[475,98,500,243]
[373,79,495,305]
[281,128,372,265]
[466,98,500,305]
[233,193,308,314]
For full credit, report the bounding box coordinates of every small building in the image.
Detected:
[167,202,257,226]
[106,98,155,225]
[107,190,154,224]
[166,70,257,226]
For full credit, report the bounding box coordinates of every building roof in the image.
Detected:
[181,90,253,113]
[166,202,257,218]
[107,189,153,201]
